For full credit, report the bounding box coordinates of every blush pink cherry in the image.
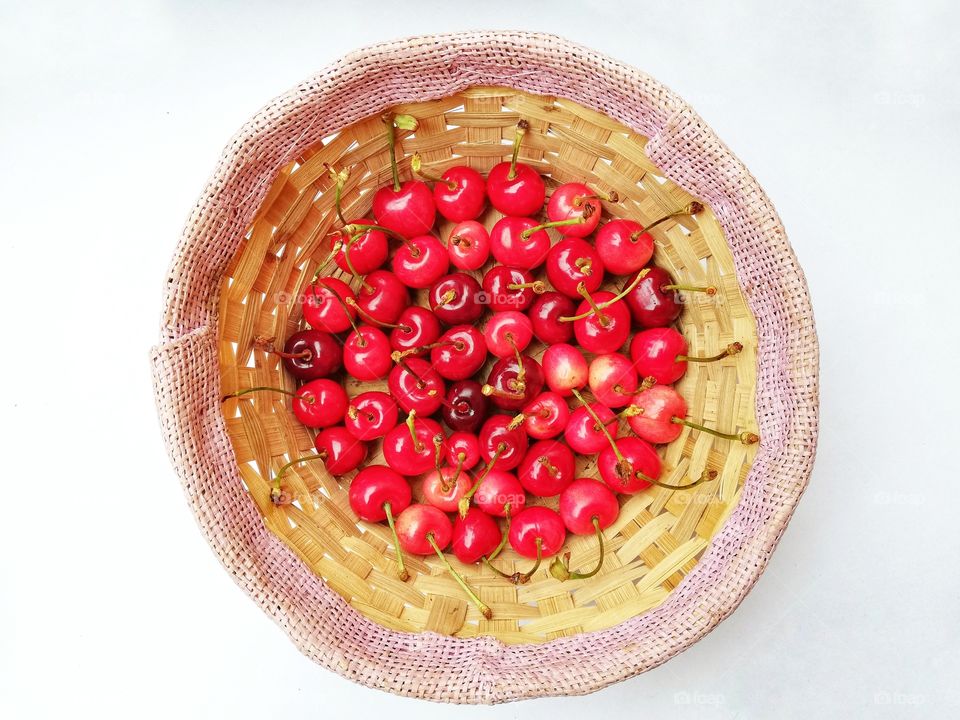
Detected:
[594,219,654,275]
[542,343,588,397]
[626,384,760,445]
[422,468,473,513]
[588,353,639,408]
[447,220,490,270]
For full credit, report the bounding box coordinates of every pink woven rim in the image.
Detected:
[151,32,819,704]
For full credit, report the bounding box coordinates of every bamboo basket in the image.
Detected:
[152,32,819,703]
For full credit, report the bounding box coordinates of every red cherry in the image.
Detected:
[546,238,605,298]
[429,273,483,325]
[573,290,631,354]
[302,277,356,334]
[598,436,662,494]
[382,414,444,476]
[473,470,526,517]
[588,353,639,408]
[545,183,603,237]
[486,121,545,216]
[330,218,389,275]
[451,508,502,564]
[422,468,473,513]
[595,219,654,275]
[440,380,488,433]
[483,311,533,359]
[343,326,392,381]
[395,504,451,555]
[625,266,717,328]
[518,440,576,497]
[266,329,341,380]
[631,328,744,386]
[564,401,618,455]
[508,506,566,559]
[445,430,482,470]
[349,465,412,522]
[389,306,441,352]
[292,379,348,428]
[447,220,490,270]
[516,391,569,440]
[314,426,367,475]
[431,165,486,222]
[528,291,575,344]
[626,384,686,444]
[489,216,550,269]
[482,265,544,312]
[355,270,409,326]
[478,415,529,472]
[430,325,486,381]
[391,234,449,289]
[542,343,588,397]
[387,357,445,415]
[482,354,545,411]
[373,180,436,238]
[558,478,619,535]
[345,391,399,441]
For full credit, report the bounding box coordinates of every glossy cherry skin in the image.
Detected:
[382,416,445,476]
[629,327,689,385]
[330,218,389,275]
[440,380,488,433]
[395,504,452,555]
[484,311,533,359]
[344,326,392,381]
[373,180,436,238]
[518,440,576,497]
[508,506,566,559]
[625,266,683,328]
[490,216,551,269]
[479,415,529,472]
[482,265,539,312]
[279,329,341,380]
[595,219,654,275]
[528,291,576,344]
[486,161,546,217]
[563,402,618,455]
[434,166,486,222]
[483,354,545,411]
[429,273,483,325]
[446,221,489,271]
[452,508,502,564]
[431,326,486,381]
[314,427,368,476]
[542,343,588,397]
[546,182,602,237]
[520,392,570,440]
[598,437,662,494]
[474,470,526,517]
[546,238,605,298]
[389,306,441,353]
[627,384,686,444]
[422,468,473,513]
[345,391,399,441]
[302,277,356,334]
[573,291,632,354]
[349,465,412,522]
[445,430,482,470]
[293,379,349,428]
[387,357,445,416]
[357,270,409,325]
[559,478,619,535]
[588,353,638,408]
[392,235,449,289]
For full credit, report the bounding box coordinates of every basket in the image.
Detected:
[151,32,819,703]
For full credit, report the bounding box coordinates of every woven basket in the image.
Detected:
[151,32,818,703]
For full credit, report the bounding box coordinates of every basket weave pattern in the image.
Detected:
[152,32,818,703]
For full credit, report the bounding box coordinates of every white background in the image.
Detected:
[2,1,958,718]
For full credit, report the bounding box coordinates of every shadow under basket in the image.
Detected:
[151,33,819,704]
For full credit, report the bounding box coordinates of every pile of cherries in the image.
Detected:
[226,116,758,620]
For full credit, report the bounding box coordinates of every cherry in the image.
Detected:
[625,384,759,445]
[512,391,569,440]
[625,265,716,328]
[473,469,526,518]
[447,220,490,270]
[506,506,566,578]
[314,426,368,475]
[412,154,486,222]
[353,269,409,326]
[630,327,743,385]
[429,273,483,325]
[302,277,356,334]
[597,436,662,494]
[223,381,343,429]
[546,237,604,298]
[345,391,399,441]
[431,326,486,381]
[545,182,612,237]
[542,343,588,397]
[564,389,618,454]
[372,114,436,238]
[588,353,640,408]
[422,467,473,513]
[478,415,529,472]
[517,440,576,497]
[486,120,545,217]
[382,412,444,476]
[445,431,482,472]
[329,218,389,276]
[594,219,654,275]
[571,289,632,354]
[528,291,575,344]
[343,325,392,381]
[484,311,533,359]
[388,356,445,415]
[389,306,440,352]
[440,381,488,433]
[452,508,503,564]
[348,465,412,580]
[391,234,449,289]
[254,330,341,380]
[550,478,619,581]
[482,265,544,312]
[489,216,551,270]
[482,354,545,411]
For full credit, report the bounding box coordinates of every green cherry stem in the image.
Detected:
[427,532,493,619]
[270,452,327,502]
[458,442,507,518]
[520,203,595,239]
[507,119,529,180]
[550,517,605,581]
[641,201,704,235]
[411,153,456,190]
[559,268,650,323]
[222,386,298,402]
[383,501,410,581]
[677,342,743,363]
[670,417,759,445]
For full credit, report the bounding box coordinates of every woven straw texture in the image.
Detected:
[152,32,818,703]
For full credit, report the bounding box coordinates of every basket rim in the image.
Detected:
[151,31,819,704]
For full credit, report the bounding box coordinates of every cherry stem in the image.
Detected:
[560,269,650,323]
[326,286,363,338]
[459,442,507,518]
[507,119,529,180]
[538,456,558,476]
[340,237,369,291]
[641,201,704,235]
[311,239,342,281]
[662,283,717,296]
[383,113,402,192]
[432,289,457,310]
[411,153,457,190]
[449,451,467,486]
[481,384,525,401]
[344,297,410,332]
[550,517,605,581]
[449,234,471,248]
[391,351,434,391]
[395,340,461,361]
[342,221,412,251]
[253,336,312,361]
[383,502,409,582]
[671,417,759,445]
[635,468,719,491]
[506,334,526,385]
[406,410,424,454]
[520,205,594,239]
[677,342,743,363]
[324,163,349,226]
[433,434,445,474]
[222,386,298,402]
[570,387,624,465]
[573,189,619,205]
[506,280,546,294]
[512,538,543,585]
[426,532,492,619]
[270,453,327,502]
[486,503,511,561]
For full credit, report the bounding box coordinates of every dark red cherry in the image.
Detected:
[292,379,348,428]
[447,220,490,270]
[508,506,566,559]
[482,265,543,313]
[356,270,409,326]
[373,180,436,238]
[558,478,619,535]
[545,182,603,237]
[330,218,389,275]
[452,508,502,564]
[564,402,618,455]
[481,354,545,411]
[573,290,631,354]
[383,414,445,476]
[391,235,449,289]
[431,325,486,381]
[595,219,654,276]
[345,391,399,441]
[546,238,604,298]
[528,291,575,344]
[314,426,367,475]
[518,440,576,497]
[489,216,550,269]
[429,273,483,325]
[432,165,486,222]
[598,437,662,494]
[478,415,529,472]
[387,357,445,416]
[276,329,341,380]
[343,326,392,381]
[349,465,412,522]
[389,306,441,352]
[440,380,488,433]
[302,277,356,334]
[473,470,526,517]
[395,504,452,555]
[624,265,718,328]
